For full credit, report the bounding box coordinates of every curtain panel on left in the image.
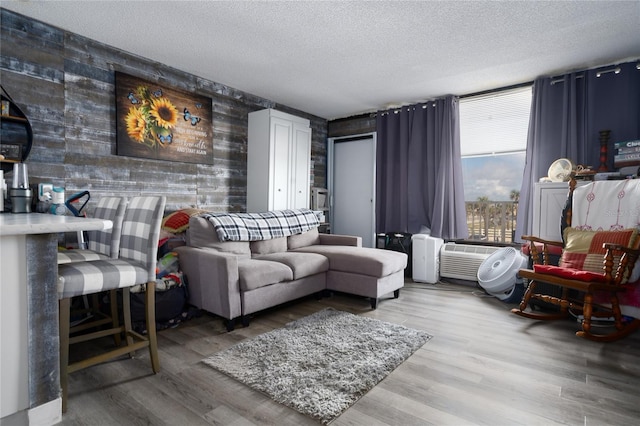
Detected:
[376,95,468,240]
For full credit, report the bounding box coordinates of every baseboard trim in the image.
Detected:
[28,397,61,426]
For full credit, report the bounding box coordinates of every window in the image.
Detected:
[459,86,532,242]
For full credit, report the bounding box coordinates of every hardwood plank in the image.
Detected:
[58,280,640,425]
[356,386,477,425]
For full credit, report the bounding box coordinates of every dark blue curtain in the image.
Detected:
[376,95,468,240]
[516,60,640,241]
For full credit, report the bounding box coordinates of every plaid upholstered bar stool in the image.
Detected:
[57,195,166,412]
[57,196,127,264]
[57,197,127,343]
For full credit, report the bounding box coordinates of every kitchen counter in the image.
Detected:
[0,213,112,425]
[0,212,112,235]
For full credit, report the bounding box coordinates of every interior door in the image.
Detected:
[329,134,376,247]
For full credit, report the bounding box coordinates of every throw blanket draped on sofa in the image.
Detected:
[203,209,320,242]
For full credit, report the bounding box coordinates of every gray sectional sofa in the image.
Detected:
[174,215,407,331]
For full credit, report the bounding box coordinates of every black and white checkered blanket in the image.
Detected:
[203,209,320,242]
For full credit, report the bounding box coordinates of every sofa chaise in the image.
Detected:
[174,209,407,331]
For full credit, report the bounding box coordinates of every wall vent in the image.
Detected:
[439,243,501,281]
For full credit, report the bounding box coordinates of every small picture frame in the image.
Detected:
[311,187,329,211]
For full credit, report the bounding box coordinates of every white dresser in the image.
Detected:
[531,181,589,241]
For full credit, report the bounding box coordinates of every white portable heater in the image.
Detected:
[411,234,444,284]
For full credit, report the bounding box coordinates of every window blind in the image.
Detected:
[459,86,532,157]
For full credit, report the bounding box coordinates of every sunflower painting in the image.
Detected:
[115,72,213,164]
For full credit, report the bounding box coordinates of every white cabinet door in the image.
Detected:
[291,124,311,209]
[532,181,589,241]
[271,117,293,211]
[532,182,571,241]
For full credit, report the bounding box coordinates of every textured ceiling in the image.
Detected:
[2,1,640,120]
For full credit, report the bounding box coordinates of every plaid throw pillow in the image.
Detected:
[560,227,638,283]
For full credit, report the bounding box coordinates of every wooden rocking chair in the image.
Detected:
[511,177,640,342]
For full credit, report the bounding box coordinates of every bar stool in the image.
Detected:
[57,196,127,346]
[57,195,166,412]
[57,196,127,264]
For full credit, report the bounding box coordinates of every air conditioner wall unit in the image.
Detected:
[439,243,501,281]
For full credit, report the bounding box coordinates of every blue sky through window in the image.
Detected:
[461,152,526,201]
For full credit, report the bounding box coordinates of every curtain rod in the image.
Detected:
[375,102,438,117]
[596,66,621,77]
[550,74,584,85]
[337,61,640,121]
[458,81,533,99]
[550,64,634,84]
[371,81,535,117]
[371,82,532,116]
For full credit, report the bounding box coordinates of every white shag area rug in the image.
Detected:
[203,308,432,424]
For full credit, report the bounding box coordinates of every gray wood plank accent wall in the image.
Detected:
[0,9,327,213]
[327,113,375,138]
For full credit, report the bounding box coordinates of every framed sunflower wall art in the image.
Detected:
[115,72,213,164]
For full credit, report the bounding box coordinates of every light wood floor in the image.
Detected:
[59,279,640,425]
